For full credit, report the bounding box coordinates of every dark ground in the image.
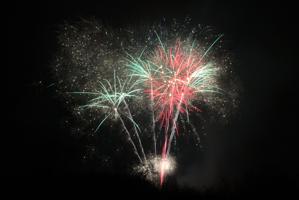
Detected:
[4,0,298,198]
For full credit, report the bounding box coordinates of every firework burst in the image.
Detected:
[127,33,224,184]
[71,72,148,164]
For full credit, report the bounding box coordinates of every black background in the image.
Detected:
[5,0,298,198]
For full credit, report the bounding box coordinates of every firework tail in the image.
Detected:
[166,94,184,156]
[159,93,183,185]
[150,80,157,156]
[189,120,201,144]
[123,100,148,164]
[118,114,143,163]
[160,136,168,186]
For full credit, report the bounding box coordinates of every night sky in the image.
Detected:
[5,0,298,198]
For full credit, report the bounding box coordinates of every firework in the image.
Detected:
[71,72,147,164]
[52,18,238,187]
[127,33,223,184]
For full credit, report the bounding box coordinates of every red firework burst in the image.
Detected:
[146,40,202,130]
